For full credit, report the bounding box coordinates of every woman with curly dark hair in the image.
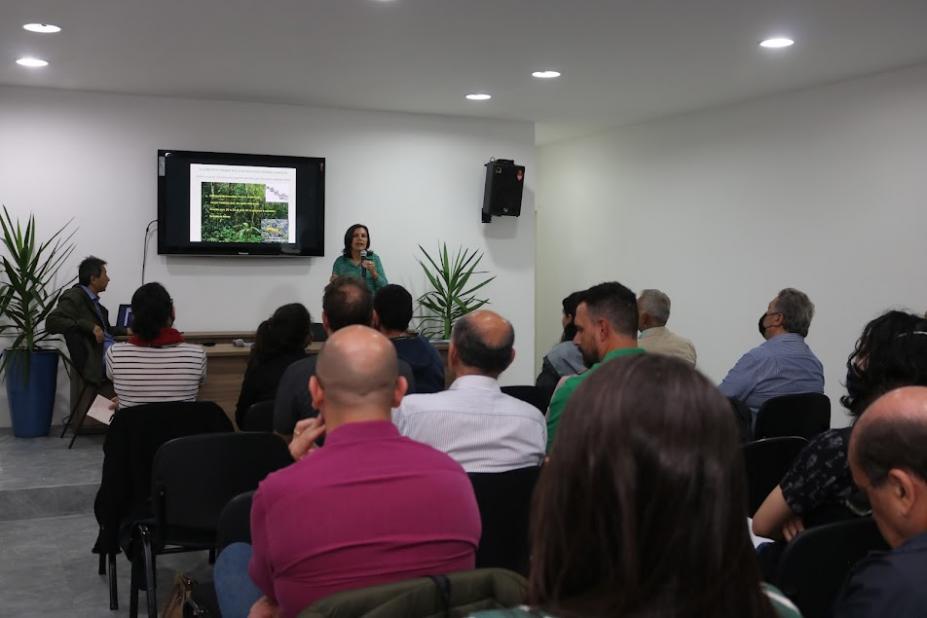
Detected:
[753,310,927,540]
[234,303,312,428]
[473,354,798,618]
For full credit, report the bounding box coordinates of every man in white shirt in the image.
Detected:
[393,310,546,472]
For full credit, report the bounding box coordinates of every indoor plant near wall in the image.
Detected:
[0,206,76,437]
[415,243,495,340]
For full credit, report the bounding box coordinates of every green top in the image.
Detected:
[469,584,802,617]
[331,253,388,294]
[546,346,645,452]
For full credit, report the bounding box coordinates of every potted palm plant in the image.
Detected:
[415,243,495,340]
[0,206,76,437]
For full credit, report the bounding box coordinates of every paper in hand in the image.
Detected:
[86,395,116,426]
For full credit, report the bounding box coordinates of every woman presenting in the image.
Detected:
[330,223,387,293]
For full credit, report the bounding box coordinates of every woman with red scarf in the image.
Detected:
[105,282,206,408]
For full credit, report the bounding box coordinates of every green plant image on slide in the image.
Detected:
[201,182,288,243]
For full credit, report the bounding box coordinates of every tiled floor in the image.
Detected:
[0,512,211,616]
[0,430,211,616]
[0,430,104,492]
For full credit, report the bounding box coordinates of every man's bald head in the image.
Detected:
[451,310,515,378]
[851,386,927,486]
[315,325,401,412]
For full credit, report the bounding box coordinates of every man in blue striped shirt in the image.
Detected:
[719,288,824,413]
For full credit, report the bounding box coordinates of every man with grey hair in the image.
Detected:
[393,309,546,472]
[719,288,824,413]
[637,289,696,365]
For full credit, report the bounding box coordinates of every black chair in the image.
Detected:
[180,491,257,618]
[243,399,276,432]
[729,397,754,442]
[501,385,550,414]
[60,328,105,448]
[217,490,255,552]
[775,517,889,618]
[310,322,327,342]
[468,466,541,575]
[754,393,831,441]
[742,436,808,516]
[130,432,293,617]
[93,400,233,611]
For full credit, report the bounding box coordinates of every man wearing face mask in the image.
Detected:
[719,288,824,414]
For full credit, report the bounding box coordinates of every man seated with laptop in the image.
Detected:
[47,256,129,422]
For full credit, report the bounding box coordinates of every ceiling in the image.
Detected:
[3,0,927,144]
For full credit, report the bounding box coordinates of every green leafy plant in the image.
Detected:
[415,243,495,340]
[0,206,77,381]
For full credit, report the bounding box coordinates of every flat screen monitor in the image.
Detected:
[157,149,325,256]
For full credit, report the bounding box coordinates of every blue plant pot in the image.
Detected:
[5,349,59,438]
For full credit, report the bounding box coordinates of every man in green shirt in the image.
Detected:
[546,281,644,452]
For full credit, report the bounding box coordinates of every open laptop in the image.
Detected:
[115,304,133,329]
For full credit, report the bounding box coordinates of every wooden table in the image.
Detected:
[186,331,449,425]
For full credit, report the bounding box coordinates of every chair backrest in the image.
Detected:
[298,568,527,618]
[755,393,831,441]
[500,385,549,414]
[243,399,276,432]
[729,397,754,442]
[310,322,327,342]
[95,401,234,554]
[742,436,809,516]
[63,327,92,378]
[152,432,293,531]
[776,517,889,618]
[216,490,255,552]
[468,466,541,575]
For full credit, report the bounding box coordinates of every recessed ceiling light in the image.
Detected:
[532,70,561,79]
[16,57,49,68]
[466,93,492,101]
[23,23,61,34]
[760,37,794,49]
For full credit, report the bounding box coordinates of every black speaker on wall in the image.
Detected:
[482,159,525,223]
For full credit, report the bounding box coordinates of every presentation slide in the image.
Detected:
[189,164,297,243]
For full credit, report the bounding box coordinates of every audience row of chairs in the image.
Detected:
[94,400,541,616]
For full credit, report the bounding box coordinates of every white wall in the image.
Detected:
[537,64,927,426]
[0,86,535,427]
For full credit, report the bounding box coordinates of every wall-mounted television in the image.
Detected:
[157,149,325,256]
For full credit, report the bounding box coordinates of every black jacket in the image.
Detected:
[92,401,232,555]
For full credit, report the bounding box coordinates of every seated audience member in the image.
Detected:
[637,288,697,365]
[47,256,127,406]
[831,386,927,617]
[546,281,643,452]
[105,282,206,408]
[374,284,445,394]
[273,276,416,438]
[234,303,312,428]
[214,325,481,618]
[472,355,800,618]
[719,288,824,413]
[752,311,927,540]
[394,310,546,472]
[535,291,586,403]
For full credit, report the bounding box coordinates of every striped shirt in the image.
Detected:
[105,342,207,408]
[393,375,546,473]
